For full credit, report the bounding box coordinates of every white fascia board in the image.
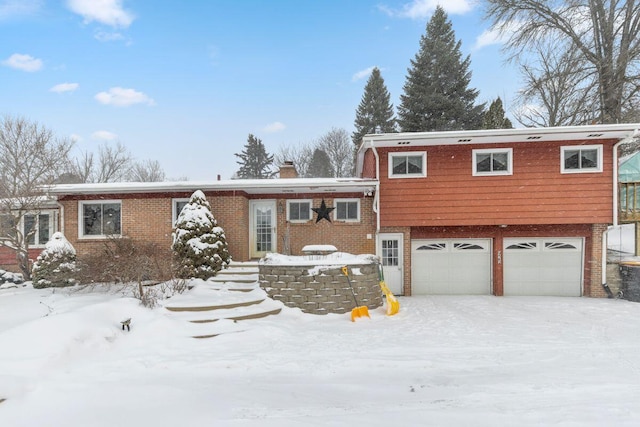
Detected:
[362,124,640,148]
[44,178,379,196]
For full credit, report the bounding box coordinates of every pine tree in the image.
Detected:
[397,6,484,132]
[32,232,77,289]
[171,190,231,280]
[482,97,513,129]
[234,134,275,179]
[352,67,396,147]
[307,148,334,178]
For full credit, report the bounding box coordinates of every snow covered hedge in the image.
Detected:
[0,269,23,285]
[171,190,231,280]
[31,232,77,289]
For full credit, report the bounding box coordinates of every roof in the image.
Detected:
[356,123,640,176]
[44,177,378,196]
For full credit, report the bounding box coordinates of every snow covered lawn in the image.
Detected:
[1,285,640,426]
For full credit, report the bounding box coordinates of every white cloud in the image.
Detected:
[70,133,83,142]
[0,0,42,20]
[50,82,79,93]
[352,66,378,82]
[66,0,134,28]
[2,53,42,72]
[474,21,521,50]
[379,0,472,19]
[91,130,118,141]
[95,87,155,107]
[94,30,125,42]
[263,122,286,133]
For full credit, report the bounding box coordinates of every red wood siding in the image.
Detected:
[378,139,617,227]
[361,149,377,178]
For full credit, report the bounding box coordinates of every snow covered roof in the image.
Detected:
[44,177,378,196]
[359,124,640,149]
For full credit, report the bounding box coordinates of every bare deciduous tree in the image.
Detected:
[0,115,73,279]
[274,143,314,178]
[129,159,166,182]
[515,39,599,127]
[318,128,354,178]
[485,0,640,124]
[70,141,133,183]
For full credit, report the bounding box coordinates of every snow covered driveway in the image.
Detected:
[1,287,639,426]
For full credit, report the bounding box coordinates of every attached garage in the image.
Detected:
[412,239,492,295]
[503,238,583,296]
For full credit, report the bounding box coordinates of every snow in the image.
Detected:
[41,232,76,255]
[1,282,640,426]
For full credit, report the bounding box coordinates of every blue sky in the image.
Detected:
[0,0,519,180]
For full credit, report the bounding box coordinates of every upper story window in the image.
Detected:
[561,145,603,173]
[287,200,312,222]
[388,152,426,178]
[80,200,121,238]
[472,148,513,176]
[334,198,360,222]
[172,198,190,225]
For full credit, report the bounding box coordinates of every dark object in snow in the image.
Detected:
[0,269,24,285]
[619,262,640,302]
[312,199,335,223]
[121,318,131,331]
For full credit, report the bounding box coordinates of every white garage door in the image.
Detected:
[503,238,583,296]
[412,239,492,295]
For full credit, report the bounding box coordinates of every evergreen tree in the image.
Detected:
[481,97,513,129]
[352,67,396,147]
[307,148,334,178]
[32,232,77,289]
[171,190,231,280]
[397,6,484,132]
[234,134,274,179]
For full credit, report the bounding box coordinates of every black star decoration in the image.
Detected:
[312,199,335,223]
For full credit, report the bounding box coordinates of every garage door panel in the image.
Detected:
[412,239,491,295]
[504,238,583,297]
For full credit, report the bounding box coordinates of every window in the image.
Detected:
[23,213,53,247]
[80,201,121,238]
[473,148,512,176]
[389,152,426,178]
[334,199,360,222]
[287,200,312,222]
[561,145,602,173]
[172,198,190,224]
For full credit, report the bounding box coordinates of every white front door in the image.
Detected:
[379,233,404,295]
[249,200,276,259]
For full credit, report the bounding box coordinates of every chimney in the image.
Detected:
[279,161,298,179]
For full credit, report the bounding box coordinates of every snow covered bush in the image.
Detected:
[0,269,24,286]
[171,190,231,279]
[31,232,77,289]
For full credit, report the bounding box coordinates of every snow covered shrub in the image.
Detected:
[0,269,24,285]
[31,232,77,289]
[171,190,231,279]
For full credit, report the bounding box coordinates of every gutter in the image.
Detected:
[602,128,640,297]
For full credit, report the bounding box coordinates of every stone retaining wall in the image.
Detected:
[259,264,383,315]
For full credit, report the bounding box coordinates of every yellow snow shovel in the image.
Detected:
[341,266,370,321]
[378,263,400,316]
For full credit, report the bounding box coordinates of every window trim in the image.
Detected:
[561,144,603,174]
[334,198,360,222]
[388,151,427,178]
[23,211,55,248]
[78,200,122,239]
[472,148,513,176]
[172,198,190,225]
[286,199,313,223]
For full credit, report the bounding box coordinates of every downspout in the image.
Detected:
[602,129,640,297]
[371,142,381,257]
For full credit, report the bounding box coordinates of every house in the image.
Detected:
[356,124,640,298]
[45,165,379,269]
